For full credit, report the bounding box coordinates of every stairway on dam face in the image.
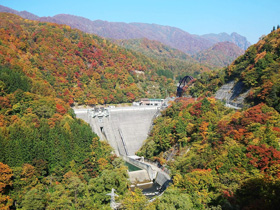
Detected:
[73,106,159,156]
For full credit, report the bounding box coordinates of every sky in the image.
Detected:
[0,0,279,44]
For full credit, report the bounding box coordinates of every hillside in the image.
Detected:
[113,38,243,71]
[0,5,251,55]
[137,28,280,209]
[225,28,280,111]
[0,13,184,106]
[0,13,135,209]
[138,98,280,209]
[193,41,244,68]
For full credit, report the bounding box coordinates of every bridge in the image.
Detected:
[176,75,194,97]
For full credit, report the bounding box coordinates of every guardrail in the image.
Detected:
[143,158,170,175]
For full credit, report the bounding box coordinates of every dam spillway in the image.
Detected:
[73,106,160,156]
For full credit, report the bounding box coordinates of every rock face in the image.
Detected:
[215,81,250,108]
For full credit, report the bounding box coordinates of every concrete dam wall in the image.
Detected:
[73,106,159,156]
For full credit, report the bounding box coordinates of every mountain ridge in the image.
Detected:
[0,5,251,55]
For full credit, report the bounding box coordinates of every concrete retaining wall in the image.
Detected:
[128,170,151,184]
[122,156,157,180]
[155,171,170,186]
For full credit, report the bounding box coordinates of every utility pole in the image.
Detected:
[106,188,120,209]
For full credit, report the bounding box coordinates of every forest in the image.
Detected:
[1,11,280,209]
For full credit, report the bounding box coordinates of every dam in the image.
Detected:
[73,105,160,156]
[73,103,171,191]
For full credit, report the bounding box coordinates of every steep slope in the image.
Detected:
[202,32,251,50]
[225,28,280,111]
[0,64,130,209]
[193,41,244,67]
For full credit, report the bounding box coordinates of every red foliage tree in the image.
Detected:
[246,144,280,175]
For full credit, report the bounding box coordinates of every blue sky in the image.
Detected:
[0,0,279,44]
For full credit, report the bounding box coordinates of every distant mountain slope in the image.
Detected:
[193,41,244,67]
[128,22,213,54]
[113,38,194,60]
[37,14,212,54]
[0,5,251,55]
[202,32,251,50]
[112,38,213,79]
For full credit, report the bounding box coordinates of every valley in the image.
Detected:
[0,3,280,210]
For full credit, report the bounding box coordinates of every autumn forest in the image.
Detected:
[0,10,280,210]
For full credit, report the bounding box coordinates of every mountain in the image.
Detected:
[39,14,250,55]
[193,41,245,67]
[0,5,251,55]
